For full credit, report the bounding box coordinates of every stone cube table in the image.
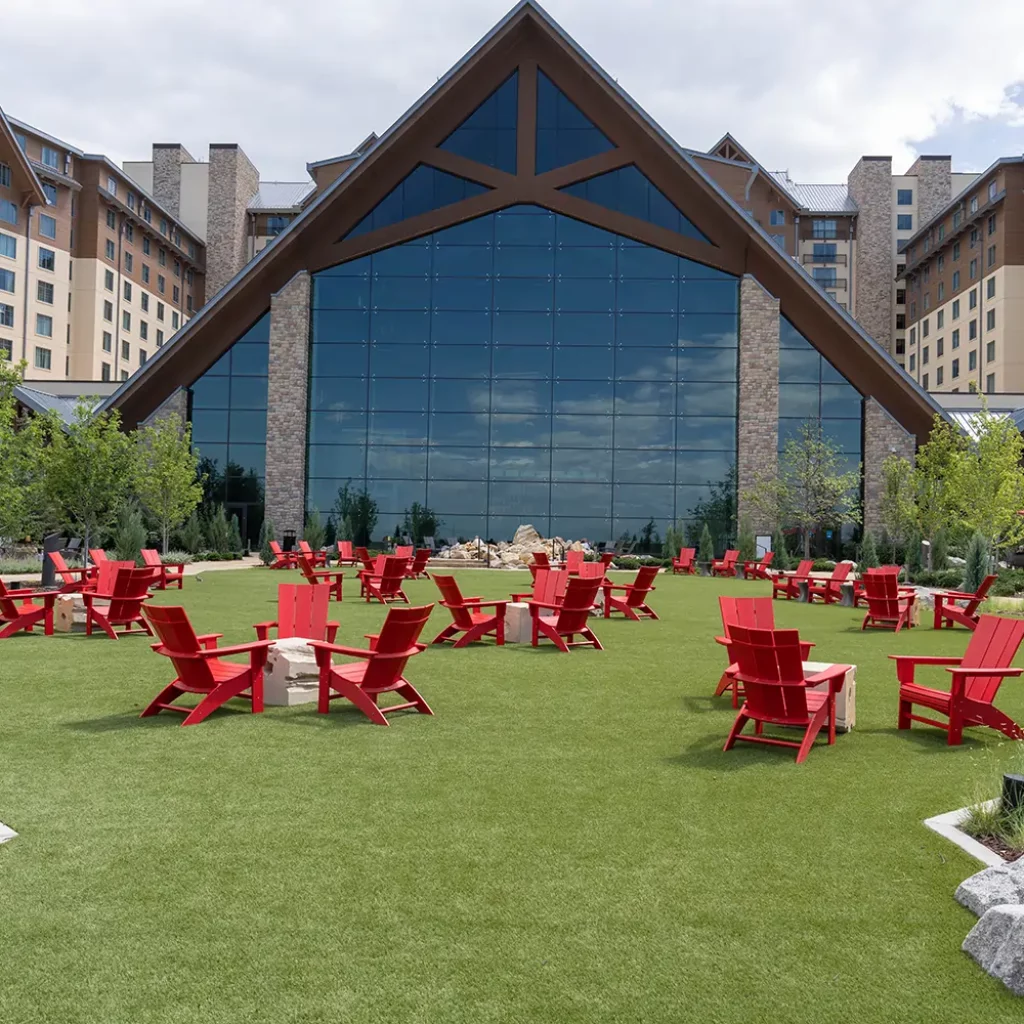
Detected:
[505,602,532,644]
[264,637,321,706]
[54,593,87,633]
[804,661,856,731]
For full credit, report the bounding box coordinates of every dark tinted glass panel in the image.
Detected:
[314,277,371,310]
[552,380,613,415]
[431,379,491,413]
[429,481,487,514]
[308,445,366,479]
[677,383,737,417]
[554,312,614,347]
[372,275,431,310]
[552,415,613,448]
[430,344,491,379]
[431,276,493,310]
[616,313,677,347]
[779,347,822,383]
[678,348,737,382]
[231,343,269,376]
[368,479,427,512]
[551,482,611,517]
[369,412,428,445]
[227,443,266,478]
[311,310,370,343]
[490,448,551,480]
[678,314,739,348]
[778,383,821,419]
[490,481,550,517]
[614,416,674,449]
[429,413,489,446]
[310,378,368,412]
[616,348,676,380]
[560,165,708,243]
[308,411,367,445]
[230,376,269,410]
[190,376,229,410]
[371,243,432,277]
[432,245,493,277]
[370,311,429,344]
[492,346,552,379]
[551,448,613,482]
[493,311,553,345]
[431,310,491,346]
[677,416,736,450]
[676,452,735,486]
[554,346,614,378]
[492,379,551,413]
[370,343,429,376]
[438,71,517,174]
[429,447,488,479]
[614,450,674,484]
[491,413,551,447]
[535,69,615,174]
[615,381,675,416]
[555,246,616,277]
[310,343,369,377]
[367,446,428,479]
[191,409,228,443]
[613,484,673,518]
[495,245,555,277]
[369,378,429,411]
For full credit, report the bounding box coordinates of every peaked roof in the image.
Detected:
[100,0,942,443]
[769,172,858,214]
[0,106,48,207]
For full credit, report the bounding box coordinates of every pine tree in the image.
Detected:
[964,531,989,594]
[932,527,949,570]
[858,530,879,571]
[736,518,756,562]
[698,522,714,565]
[771,527,791,571]
[258,517,276,566]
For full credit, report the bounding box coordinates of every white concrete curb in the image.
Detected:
[924,801,1005,868]
[0,821,18,845]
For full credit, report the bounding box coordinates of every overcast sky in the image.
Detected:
[5,0,1024,185]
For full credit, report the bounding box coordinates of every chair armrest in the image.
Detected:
[510,593,532,603]
[714,635,730,647]
[947,666,1024,678]
[326,622,340,643]
[308,640,375,660]
[10,588,55,600]
[461,599,509,609]
[196,632,223,649]
[602,583,630,591]
[253,622,277,641]
[805,663,852,689]
[936,589,977,599]
[196,640,275,658]
[889,655,962,665]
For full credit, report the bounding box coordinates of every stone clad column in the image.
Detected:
[847,156,894,354]
[264,271,311,540]
[736,276,780,533]
[862,398,915,536]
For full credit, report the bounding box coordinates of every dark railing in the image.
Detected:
[802,252,848,265]
[816,278,847,290]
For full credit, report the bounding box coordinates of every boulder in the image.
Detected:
[956,859,1024,917]
[512,524,542,547]
[962,904,1024,996]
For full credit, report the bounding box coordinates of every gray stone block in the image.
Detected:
[956,859,1024,917]
[962,904,1024,996]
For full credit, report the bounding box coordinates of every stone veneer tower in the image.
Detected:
[206,144,260,298]
[847,156,894,355]
[151,143,194,219]
[905,156,952,224]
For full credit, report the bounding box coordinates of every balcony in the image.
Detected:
[802,252,848,266]
[816,279,847,292]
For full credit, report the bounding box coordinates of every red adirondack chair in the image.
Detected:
[852,565,904,607]
[310,604,434,724]
[528,576,604,652]
[0,578,56,639]
[298,540,329,568]
[405,548,432,580]
[934,575,997,631]
[529,550,552,575]
[602,566,659,621]
[298,555,344,601]
[361,555,410,605]
[890,614,1024,745]
[268,540,298,569]
[742,551,775,580]
[142,604,272,726]
[431,575,507,647]
[807,562,852,604]
[564,550,584,575]
[82,563,158,639]
[723,625,851,764]
[512,568,570,607]
[48,551,97,593]
[714,596,814,706]
[141,548,186,590]
[395,545,414,559]
[335,540,360,566]
[88,548,108,568]
[671,548,697,575]
[772,559,813,600]
[254,583,340,642]
[600,552,615,570]
[861,571,916,632]
[710,549,739,577]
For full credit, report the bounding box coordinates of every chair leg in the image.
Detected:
[181,681,249,726]
[714,671,734,697]
[947,712,964,746]
[431,623,460,646]
[897,697,913,730]
[535,620,569,652]
[140,682,185,717]
[723,710,751,751]
[581,627,603,651]
[795,703,830,764]
[496,614,505,646]
[337,679,390,725]
[395,682,434,716]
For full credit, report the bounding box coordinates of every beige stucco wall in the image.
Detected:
[179,162,210,242]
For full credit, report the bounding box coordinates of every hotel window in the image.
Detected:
[106,209,116,229]
[158,248,166,266]
[124,252,133,273]
[38,247,54,271]
[938,254,944,271]
[910,326,917,344]
[988,214,997,235]
[970,228,979,247]
[101,363,111,381]
[42,184,57,206]
[988,245,996,267]
[0,338,11,360]
[156,329,164,347]
[937,283,944,302]
[812,219,837,238]
[41,146,59,169]
[896,313,906,329]
[0,233,15,259]
[142,237,151,256]
[172,285,180,303]
[123,281,132,302]
[770,234,785,249]
[104,269,114,291]
[35,314,52,337]
[140,349,147,366]
[0,303,12,327]
[897,214,913,231]
[952,328,960,349]
[127,191,136,212]
[173,260,180,278]
[987,309,996,331]
[159,218,167,235]
[103,300,113,322]
[970,195,979,213]
[0,269,14,293]
[936,367,944,386]
[969,349,977,371]
[186,268,194,286]
[769,210,785,226]
[989,181,998,201]
[121,370,129,381]
[105,240,115,261]
[910,301,916,319]
[923,373,929,389]
[909,353,916,371]
[969,258,977,279]
[124,223,134,244]
[171,311,180,329]
[969,288,978,310]
[187,294,194,313]
[923,293,930,311]
[39,215,56,239]
[896,338,905,356]
[987,277,995,299]
[953,210,962,229]
[953,242,960,260]
[987,340,996,362]
[102,331,112,352]
[122,340,130,360]
[969,319,977,340]
[937,224,945,242]
[896,289,906,305]
[34,347,51,370]
[143,207,152,224]
[140,320,148,341]
[36,281,53,304]
[937,310,944,328]
[141,292,149,312]
[142,264,150,285]
[813,267,837,287]
[0,162,9,187]
[922,318,930,338]
[986,373,995,393]
[157,274,165,294]
[937,337,944,357]
[897,188,913,205]
[923,346,929,365]
[156,302,164,321]
[952,271,960,291]
[812,242,836,262]
[122,311,131,332]
[174,230,181,246]
[952,358,960,379]
[1,199,19,226]
[106,177,117,196]
[188,242,196,259]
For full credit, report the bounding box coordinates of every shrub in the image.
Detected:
[663,521,686,559]
[258,517,276,566]
[176,511,205,555]
[228,514,244,554]
[110,504,147,564]
[931,528,949,570]
[905,528,922,575]
[736,518,756,563]
[858,530,879,571]
[991,569,1024,597]
[811,559,836,572]
[303,508,326,550]
[612,556,639,570]
[162,550,193,565]
[203,505,233,554]
[324,515,337,547]
[771,528,791,572]
[912,568,966,588]
[698,522,714,563]
[964,531,989,595]
[0,557,43,574]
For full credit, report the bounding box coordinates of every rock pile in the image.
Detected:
[434,524,594,570]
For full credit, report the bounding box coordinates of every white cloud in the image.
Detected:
[3,0,1024,182]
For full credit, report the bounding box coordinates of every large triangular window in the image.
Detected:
[345,165,491,239]
[535,69,614,173]
[560,165,709,243]
[438,71,518,174]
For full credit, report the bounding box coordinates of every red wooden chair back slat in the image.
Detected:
[88,548,108,567]
[730,626,811,724]
[863,571,903,617]
[277,583,332,640]
[677,548,695,567]
[600,552,615,569]
[623,565,659,605]
[356,548,375,572]
[565,550,584,574]
[719,595,776,634]
[395,545,414,559]
[144,604,215,690]
[338,540,354,559]
[960,615,1024,703]
[722,549,739,566]
[552,577,602,634]
[964,574,998,615]
[531,551,551,569]
[141,549,162,568]
[577,561,606,580]
[792,559,813,580]
[361,605,433,690]
[831,562,852,584]
[105,565,156,622]
[0,578,30,620]
[408,549,431,576]
[531,568,569,606]
[433,575,475,630]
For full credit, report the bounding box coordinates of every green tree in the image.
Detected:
[771,527,792,571]
[663,520,686,559]
[914,414,964,543]
[177,510,205,555]
[964,531,989,594]
[258,517,276,566]
[685,465,738,552]
[736,517,756,562]
[333,481,378,546]
[858,529,879,571]
[401,502,441,546]
[132,412,204,553]
[932,527,949,570]
[203,504,233,554]
[45,400,134,556]
[952,401,1024,559]
[879,454,917,564]
[110,502,147,563]
[303,508,326,549]
[698,522,714,564]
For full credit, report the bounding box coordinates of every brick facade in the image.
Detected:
[206,144,260,298]
[151,144,193,219]
[736,275,780,532]
[847,156,893,354]
[906,156,952,225]
[862,397,916,536]
[264,271,310,539]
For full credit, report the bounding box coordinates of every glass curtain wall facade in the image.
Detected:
[308,204,738,545]
[188,312,270,546]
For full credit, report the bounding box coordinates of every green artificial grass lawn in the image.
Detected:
[2,569,1023,1023]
